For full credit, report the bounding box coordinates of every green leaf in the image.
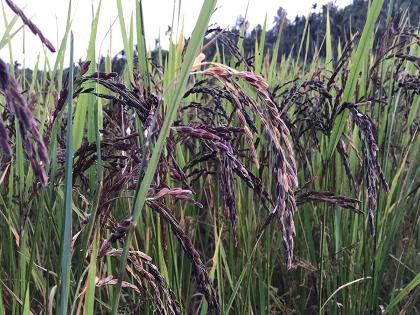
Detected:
[326,0,385,159]
[73,1,102,152]
[383,272,420,314]
[58,32,75,315]
[84,230,99,315]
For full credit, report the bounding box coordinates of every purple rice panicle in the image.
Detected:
[196,63,299,269]
[106,249,180,315]
[348,107,389,234]
[219,156,238,245]
[296,190,361,213]
[147,201,220,314]
[4,0,56,52]
[0,59,49,185]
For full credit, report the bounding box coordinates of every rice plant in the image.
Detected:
[0,0,418,314]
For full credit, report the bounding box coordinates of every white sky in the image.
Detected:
[0,0,352,68]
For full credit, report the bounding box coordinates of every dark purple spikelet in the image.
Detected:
[90,71,118,80]
[349,107,389,234]
[0,119,11,155]
[337,138,356,191]
[0,58,49,185]
[5,0,56,52]
[219,156,238,245]
[297,191,361,213]
[148,201,220,314]
[80,60,91,76]
[129,254,181,315]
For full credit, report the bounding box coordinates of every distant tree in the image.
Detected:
[235,0,419,64]
[16,0,420,80]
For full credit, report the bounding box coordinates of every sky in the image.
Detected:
[0,0,352,67]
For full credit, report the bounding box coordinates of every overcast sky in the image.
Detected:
[0,0,352,67]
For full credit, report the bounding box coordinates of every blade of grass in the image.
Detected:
[326,0,384,160]
[224,233,263,314]
[83,229,99,315]
[383,272,420,314]
[73,1,101,152]
[58,32,74,315]
[116,0,133,84]
[321,277,372,311]
[135,0,149,89]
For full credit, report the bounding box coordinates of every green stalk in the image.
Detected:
[135,0,149,89]
[83,229,99,314]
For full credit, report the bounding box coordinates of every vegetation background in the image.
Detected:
[0,0,419,314]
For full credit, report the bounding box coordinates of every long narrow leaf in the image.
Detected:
[58,32,74,315]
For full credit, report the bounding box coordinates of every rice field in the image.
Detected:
[0,0,419,314]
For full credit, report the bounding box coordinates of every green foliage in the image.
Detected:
[0,0,418,314]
